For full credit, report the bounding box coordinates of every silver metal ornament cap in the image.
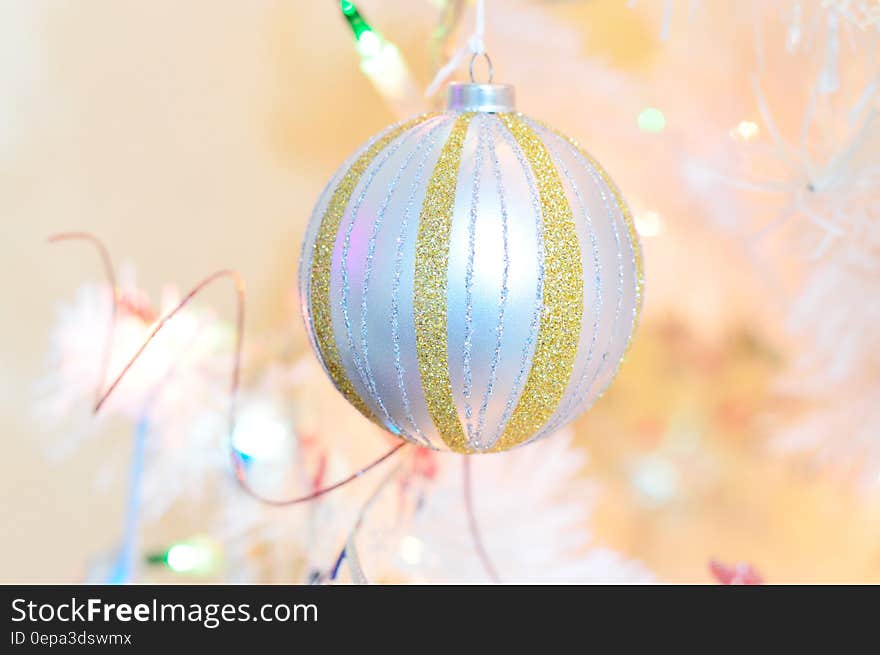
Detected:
[446,82,516,113]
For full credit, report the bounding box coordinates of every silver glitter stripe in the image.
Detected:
[462,114,488,445]
[525,119,604,440]
[473,114,512,447]
[535,125,626,437]
[359,117,448,447]
[339,122,429,438]
[300,122,403,384]
[486,115,546,448]
[390,119,451,449]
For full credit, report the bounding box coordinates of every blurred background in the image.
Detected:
[3,0,880,583]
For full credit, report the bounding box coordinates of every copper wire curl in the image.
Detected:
[49,232,407,506]
[50,231,500,580]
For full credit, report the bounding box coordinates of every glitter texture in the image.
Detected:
[532,122,605,441]
[528,120,626,441]
[414,112,474,453]
[489,113,584,453]
[462,114,487,445]
[489,116,546,448]
[474,116,512,447]
[391,120,449,449]
[301,104,640,454]
[534,122,643,441]
[358,117,448,447]
[341,120,416,430]
[557,129,644,347]
[308,115,432,426]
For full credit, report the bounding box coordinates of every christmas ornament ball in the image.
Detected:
[299,83,643,454]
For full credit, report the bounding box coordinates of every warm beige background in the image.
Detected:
[4,1,880,583]
[1,1,415,582]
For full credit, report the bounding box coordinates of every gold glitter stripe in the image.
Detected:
[551,127,645,347]
[414,113,474,453]
[309,115,432,425]
[489,114,584,453]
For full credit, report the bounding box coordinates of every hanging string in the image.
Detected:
[49,232,407,507]
[425,0,489,96]
[430,0,466,74]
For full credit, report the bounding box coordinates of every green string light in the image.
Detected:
[340,1,374,41]
[337,0,414,112]
[144,537,221,575]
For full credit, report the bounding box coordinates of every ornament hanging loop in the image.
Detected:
[468,51,494,84]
